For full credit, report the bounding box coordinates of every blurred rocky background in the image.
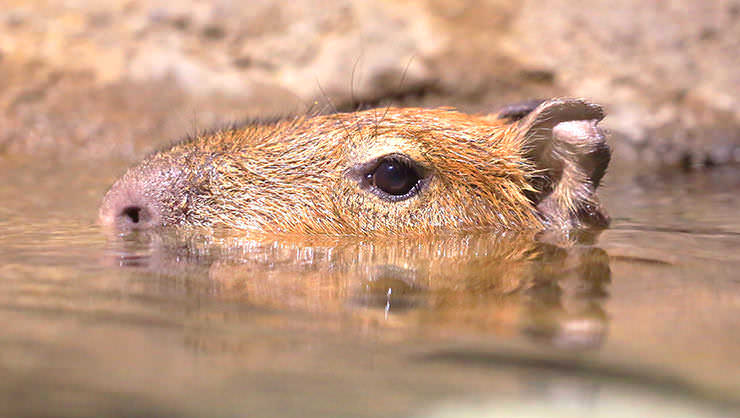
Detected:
[1,0,739,170]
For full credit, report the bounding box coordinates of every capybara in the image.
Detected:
[100,98,610,235]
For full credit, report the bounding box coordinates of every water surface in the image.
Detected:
[1,156,739,417]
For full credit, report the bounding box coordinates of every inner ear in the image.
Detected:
[516,98,611,228]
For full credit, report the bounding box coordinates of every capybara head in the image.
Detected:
[99,98,610,235]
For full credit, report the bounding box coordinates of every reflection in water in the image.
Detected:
[2,159,740,417]
[106,229,612,351]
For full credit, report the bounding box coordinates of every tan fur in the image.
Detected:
[100,98,610,235]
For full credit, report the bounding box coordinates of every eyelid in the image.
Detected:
[346,153,431,202]
[347,153,430,182]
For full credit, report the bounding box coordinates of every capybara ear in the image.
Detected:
[515,98,611,228]
[493,99,546,123]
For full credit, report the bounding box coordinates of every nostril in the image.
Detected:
[117,204,156,228]
[100,175,165,230]
[100,197,161,230]
[121,206,143,224]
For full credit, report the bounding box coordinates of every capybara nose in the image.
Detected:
[99,163,173,230]
[99,187,162,230]
[100,152,202,231]
[117,205,154,228]
[120,206,144,224]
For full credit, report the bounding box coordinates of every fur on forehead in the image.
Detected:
[348,135,428,169]
[341,107,515,166]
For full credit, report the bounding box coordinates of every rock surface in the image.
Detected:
[1,0,738,168]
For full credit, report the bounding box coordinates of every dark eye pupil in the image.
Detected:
[372,160,420,195]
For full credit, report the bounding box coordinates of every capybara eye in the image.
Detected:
[349,154,426,202]
[369,159,420,196]
[364,155,422,201]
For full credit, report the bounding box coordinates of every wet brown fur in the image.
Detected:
[100,98,610,235]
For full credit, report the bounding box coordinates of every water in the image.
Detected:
[1,156,739,417]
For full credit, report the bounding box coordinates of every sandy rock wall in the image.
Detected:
[1,0,738,168]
